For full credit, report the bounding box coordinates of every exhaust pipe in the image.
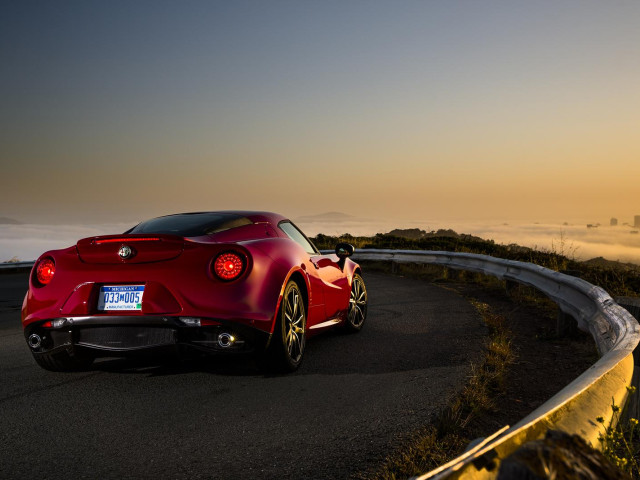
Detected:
[217,333,235,348]
[28,333,42,349]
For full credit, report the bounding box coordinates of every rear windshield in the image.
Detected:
[126,213,253,237]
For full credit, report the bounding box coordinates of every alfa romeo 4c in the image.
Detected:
[22,211,367,372]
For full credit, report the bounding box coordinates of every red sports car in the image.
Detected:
[22,211,367,372]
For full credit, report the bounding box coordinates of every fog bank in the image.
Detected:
[2,220,639,266]
[299,220,640,265]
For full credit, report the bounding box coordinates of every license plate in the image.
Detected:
[98,285,144,311]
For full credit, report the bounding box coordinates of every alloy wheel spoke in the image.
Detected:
[283,286,306,362]
[348,278,366,326]
[352,307,362,326]
[291,333,300,359]
[288,324,298,352]
[285,298,293,319]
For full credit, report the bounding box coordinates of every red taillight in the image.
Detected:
[213,252,245,281]
[36,258,56,285]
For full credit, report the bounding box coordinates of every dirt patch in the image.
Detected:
[449,279,597,437]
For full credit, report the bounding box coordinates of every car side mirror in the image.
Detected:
[335,243,354,259]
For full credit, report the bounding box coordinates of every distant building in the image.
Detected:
[635,215,640,228]
[611,217,618,226]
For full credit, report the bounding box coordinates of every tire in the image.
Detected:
[32,349,94,372]
[344,273,367,333]
[264,280,307,372]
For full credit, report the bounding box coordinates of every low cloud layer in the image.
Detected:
[448,222,640,264]
[300,220,640,265]
[0,224,132,262]
[2,220,639,265]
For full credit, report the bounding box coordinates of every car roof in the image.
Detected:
[153,211,289,225]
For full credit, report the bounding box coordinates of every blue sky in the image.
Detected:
[1,1,639,224]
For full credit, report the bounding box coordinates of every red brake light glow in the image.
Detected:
[94,237,160,245]
[213,252,245,281]
[36,258,56,285]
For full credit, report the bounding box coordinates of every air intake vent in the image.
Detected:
[76,327,176,350]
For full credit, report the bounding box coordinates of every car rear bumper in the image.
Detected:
[24,316,272,357]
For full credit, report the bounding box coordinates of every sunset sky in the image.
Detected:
[1,1,639,225]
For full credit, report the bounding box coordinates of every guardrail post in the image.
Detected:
[446,267,460,280]
[556,311,578,338]
[617,297,640,320]
[505,280,519,296]
[555,270,582,338]
[617,297,640,421]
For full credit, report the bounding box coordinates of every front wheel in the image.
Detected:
[264,280,307,372]
[344,273,367,332]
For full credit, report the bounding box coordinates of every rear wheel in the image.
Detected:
[345,273,367,332]
[264,280,306,372]
[32,349,94,372]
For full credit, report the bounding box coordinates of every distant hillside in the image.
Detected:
[0,217,21,225]
[386,228,427,239]
[583,257,640,272]
[386,228,486,243]
[295,212,355,223]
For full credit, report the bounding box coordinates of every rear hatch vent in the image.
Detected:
[76,234,184,264]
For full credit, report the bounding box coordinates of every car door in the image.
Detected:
[308,254,349,320]
[278,221,349,324]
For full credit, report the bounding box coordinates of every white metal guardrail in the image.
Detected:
[0,261,35,270]
[346,249,640,479]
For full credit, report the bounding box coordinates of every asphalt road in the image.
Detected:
[0,271,485,479]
